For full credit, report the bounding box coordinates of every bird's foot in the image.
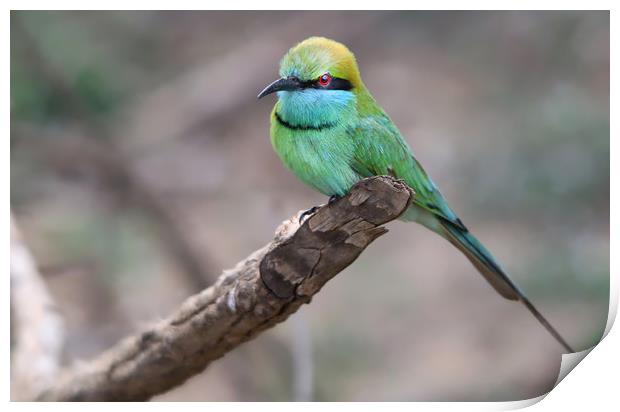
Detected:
[298,196,342,224]
[299,206,321,224]
[328,194,341,205]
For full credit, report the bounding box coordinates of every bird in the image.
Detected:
[257,36,574,353]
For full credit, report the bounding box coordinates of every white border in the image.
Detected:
[4,2,616,410]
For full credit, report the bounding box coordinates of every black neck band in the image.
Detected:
[275,112,336,131]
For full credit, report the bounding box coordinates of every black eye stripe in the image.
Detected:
[325,77,353,91]
[298,77,353,91]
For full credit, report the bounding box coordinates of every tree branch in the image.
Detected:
[36,176,412,401]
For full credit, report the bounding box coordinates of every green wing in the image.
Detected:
[349,113,465,229]
[348,115,575,351]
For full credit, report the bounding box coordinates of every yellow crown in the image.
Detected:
[280,37,362,87]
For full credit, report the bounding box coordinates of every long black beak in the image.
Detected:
[257,77,301,99]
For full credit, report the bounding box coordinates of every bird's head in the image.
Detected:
[258,37,363,126]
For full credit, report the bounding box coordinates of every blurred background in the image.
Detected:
[10,11,609,401]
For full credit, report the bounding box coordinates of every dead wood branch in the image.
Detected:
[11,215,65,401]
[36,176,412,401]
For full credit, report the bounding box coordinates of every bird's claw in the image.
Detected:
[299,206,320,224]
[328,195,341,205]
[299,196,342,224]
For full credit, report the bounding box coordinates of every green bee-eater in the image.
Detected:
[258,37,573,352]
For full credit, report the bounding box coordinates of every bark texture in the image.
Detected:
[37,176,412,401]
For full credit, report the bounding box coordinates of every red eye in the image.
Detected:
[319,73,331,86]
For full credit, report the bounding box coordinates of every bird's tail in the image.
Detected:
[439,220,575,353]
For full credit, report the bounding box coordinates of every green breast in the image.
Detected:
[270,113,360,196]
